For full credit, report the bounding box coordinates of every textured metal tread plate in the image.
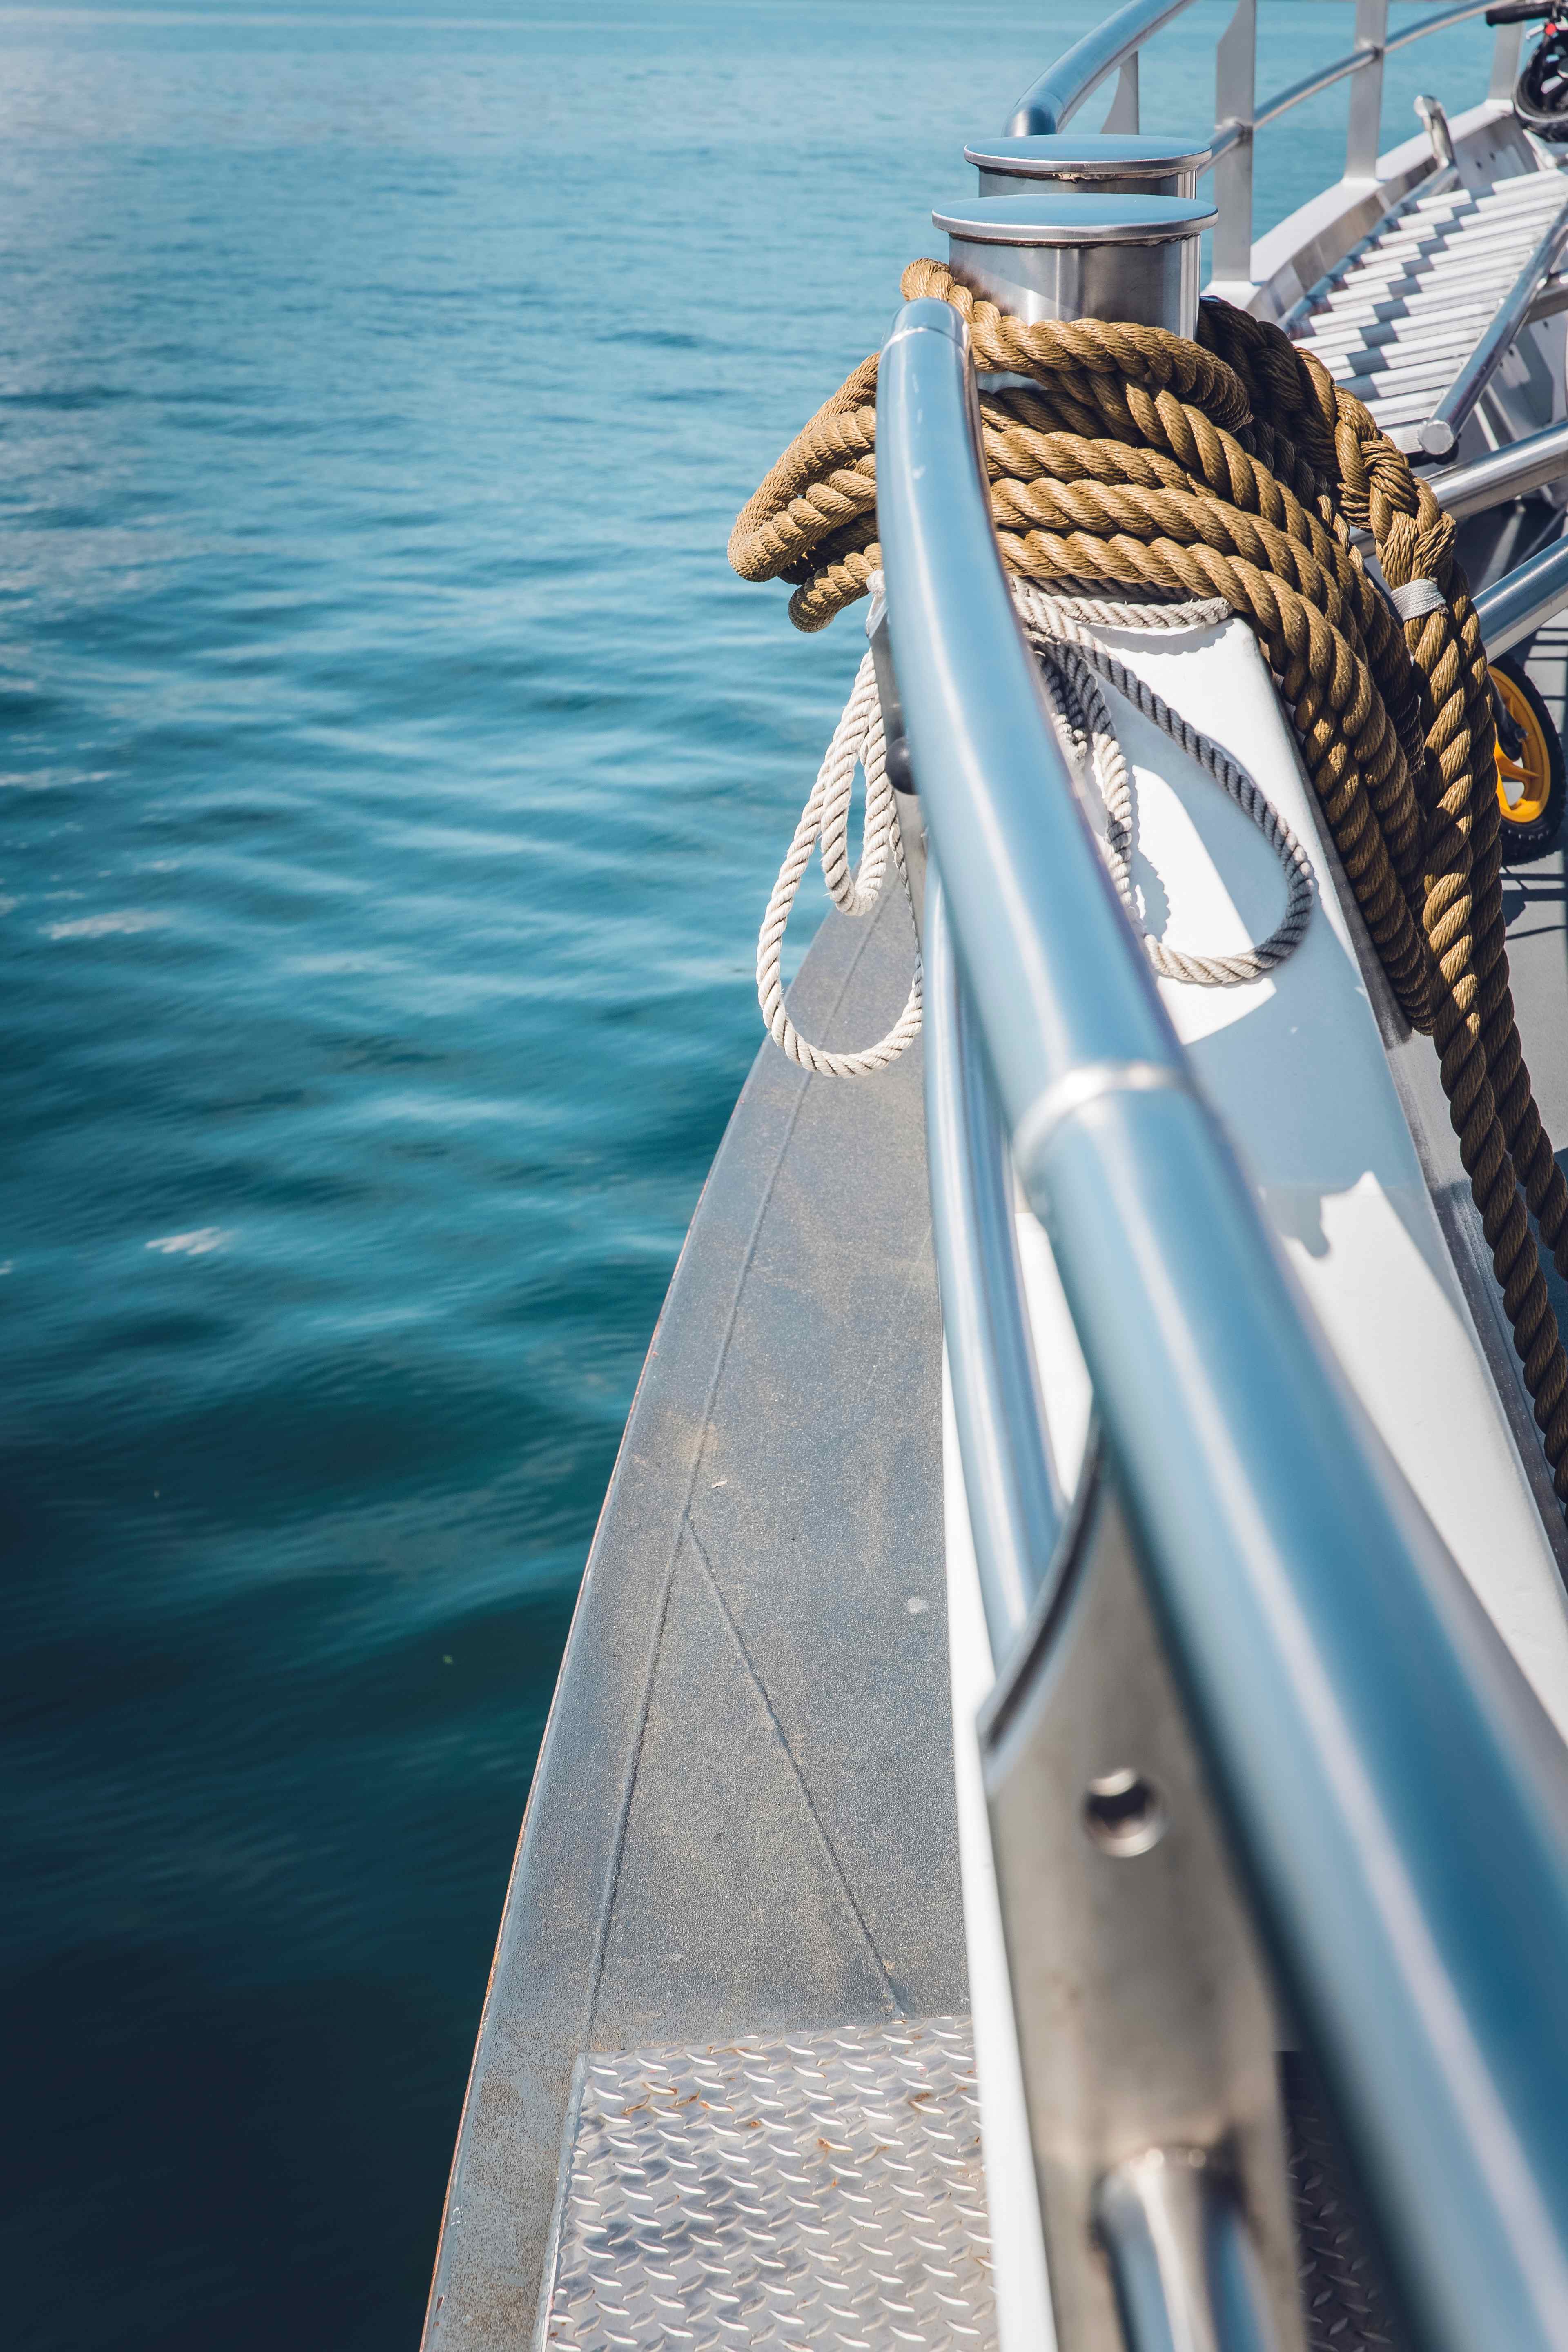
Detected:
[1285,2059,1404,2351]
[541,2018,996,2351]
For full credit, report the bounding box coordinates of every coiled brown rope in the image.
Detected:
[730,261,1568,1504]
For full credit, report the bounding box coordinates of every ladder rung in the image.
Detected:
[1337,230,1545,288]
[1322,338,1476,383]
[1364,388,1458,426]
[1337,359,1462,403]
[1323,263,1528,312]
[1302,307,1497,356]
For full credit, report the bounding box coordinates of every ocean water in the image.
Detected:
[0,4,1495,2346]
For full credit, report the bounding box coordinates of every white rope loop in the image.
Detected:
[755,649,923,1077]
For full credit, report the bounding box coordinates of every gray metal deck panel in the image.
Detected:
[541,2020,994,2352]
[423,880,962,2350]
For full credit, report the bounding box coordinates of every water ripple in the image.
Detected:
[0,4,1497,2349]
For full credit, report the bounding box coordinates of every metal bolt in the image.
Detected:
[1083,1766,1167,1856]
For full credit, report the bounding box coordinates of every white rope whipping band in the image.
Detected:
[755,586,1314,1074]
[1389,576,1448,623]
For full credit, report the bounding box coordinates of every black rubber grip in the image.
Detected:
[1486,4,1555,24]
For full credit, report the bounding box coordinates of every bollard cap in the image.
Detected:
[933,193,1217,246]
[963,133,1213,183]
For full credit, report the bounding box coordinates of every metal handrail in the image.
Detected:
[1426,413,1568,517]
[1007,0,1520,291]
[1475,526,1568,653]
[878,294,1568,2352]
[1386,0,1499,49]
[1344,416,1568,547]
[924,875,1065,1658]
[1253,42,1381,133]
[1008,0,1495,140]
[1006,0,1198,135]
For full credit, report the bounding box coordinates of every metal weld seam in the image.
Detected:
[584,901,901,2037]
[685,1519,901,2013]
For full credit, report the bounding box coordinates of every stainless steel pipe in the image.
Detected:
[1096,2149,1281,2352]
[1425,419,1568,522]
[924,877,1066,1658]
[1474,529,1568,657]
[1005,0,1200,134]
[933,192,1216,336]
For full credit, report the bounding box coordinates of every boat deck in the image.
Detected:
[422,116,1568,2352]
[421,585,1568,2350]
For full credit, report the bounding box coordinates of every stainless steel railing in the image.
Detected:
[1426,414,1568,516]
[924,875,1065,1656]
[1476,525,1568,650]
[1008,0,1519,293]
[878,292,1568,2352]
[1006,0,1198,140]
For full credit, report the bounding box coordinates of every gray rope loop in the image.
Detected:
[1012,581,1316,988]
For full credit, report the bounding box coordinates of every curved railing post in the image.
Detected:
[1346,0,1390,180]
[1211,0,1257,290]
[1005,0,1198,134]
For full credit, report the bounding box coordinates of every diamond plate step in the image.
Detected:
[539,2018,997,2351]
[537,2022,1406,2350]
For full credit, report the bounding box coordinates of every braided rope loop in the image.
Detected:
[755,651,922,1078]
[1014,584,1316,987]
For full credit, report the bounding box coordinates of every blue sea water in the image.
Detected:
[0,4,1495,2345]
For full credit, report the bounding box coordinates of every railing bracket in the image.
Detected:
[979,1452,1302,2352]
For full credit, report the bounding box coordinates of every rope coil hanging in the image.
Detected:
[757,583,1316,1070]
[732,261,1568,1510]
